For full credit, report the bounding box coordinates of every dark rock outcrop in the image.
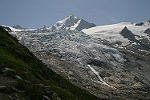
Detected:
[120,26,137,42]
[144,28,150,34]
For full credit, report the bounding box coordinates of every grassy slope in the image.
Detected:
[0,26,102,100]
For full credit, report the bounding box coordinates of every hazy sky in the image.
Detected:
[0,0,150,28]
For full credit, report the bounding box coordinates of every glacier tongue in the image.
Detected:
[17,30,125,68]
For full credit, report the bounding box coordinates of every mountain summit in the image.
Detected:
[13,25,24,29]
[119,26,136,42]
[41,14,96,31]
[135,19,150,26]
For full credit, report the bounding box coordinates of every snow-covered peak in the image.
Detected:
[40,14,96,31]
[52,14,80,30]
[59,14,80,25]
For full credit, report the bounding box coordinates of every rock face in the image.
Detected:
[119,26,137,42]
[144,28,150,34]
[135,22,144,26]
[75,19,96,31]
[135,19,150,26]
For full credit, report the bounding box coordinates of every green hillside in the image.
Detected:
[0,26,102,100]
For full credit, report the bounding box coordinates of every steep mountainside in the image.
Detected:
[8,28,150,99]
[0,26,101,100]
[3,17,150,99]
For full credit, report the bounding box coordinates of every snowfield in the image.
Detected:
[82,22,150,47]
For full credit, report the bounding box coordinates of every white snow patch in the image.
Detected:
[88,65,116,89]
[70,20,81,30]
[1,25,22,32]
